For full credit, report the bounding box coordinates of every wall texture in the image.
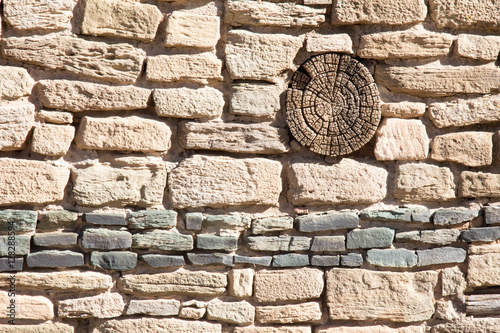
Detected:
[0,0,500,332]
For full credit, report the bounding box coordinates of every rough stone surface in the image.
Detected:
[197,234,238,251]
[128,210,177,229]
[185,212,203,231]
[169,155,282,209]
[311,255,340,267]
[59,293,125,319]
[0,323,74,333]
[485,206,500,225]
[126,299,180,316]
[234,256,273,266]
[252,216,293,234]
[347,227,394,249]
[256,302,322,324]
[460,171,500,198]
[92,318,222,333]
[288,159,388,206]
[367,249,417,268]
[247,236,310,252]
[360,208,412,222]
[381,102,426,119]
[430,318,500,333]
[31,124,75,156]
[187,253,234,267]
[456,34,500,61]
[254,268,324,302]
[327,269,438,322]
[225,30,302,82]
[272,254,310,267]
[207,301,255,325]
[230,83,281,118]
[419,229,460,245]
[0,257,23,272]
[3,35,146,84]
[38,110,73,124]
[311,236,345,252]
[85,213,126,226]
[235,327,311,333]
[0,66,35,100]
[33,232,78,247]
[429,0,500,30]
[297,212,359,232]
[433,209,480,226]
[141,254,185,268]
[0,102,35,151]
[462,227,500,242]
[146,54,223,83]
[165,12,219,49]
[431,132,493,167]
[0,210,37,232]
[0,291,53,320]
[154,87,224,119]
[318,327,424,333]
[132,230,193,251]
[90,251,138,271]
[394,163,455,202]
[3,0,75,31]
[26,250,84,267]
[229,269,254,298]
[468,248,500,288]
[82,228,132,250]
[441,266,466,296]
[417,247,466,266]
[306,34,353,53]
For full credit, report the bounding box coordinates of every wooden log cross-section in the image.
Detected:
[286,53,381,156]
[467,294,500,316]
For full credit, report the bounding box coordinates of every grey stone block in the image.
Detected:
[0,235,30,256]
[396,231,421,242]
[411,207,432,223]
[37,210,78,231]
[251,216,294,234]
[141,254,185,268]
[417,247,467,266]
[205,215,250,229]
[128,210,177,229]
[341,253,363,267]
[82,228,132,250]
[197,234,238,251]
[185,212,203,230]
[233,255,272,266]
[0,210,37,232]
[132,230,193,251]
[433,209,480,226]
[289,236,311,251]
[187,253,233,266]
[360,208,412,222]
[91,251,137,270]
[346,227,394,249]
[84,213,126,226]
[461,227,500,242]
[296,212,359,232]
[33,233,78,247]
[310,236,345,252]
[367,248,417,267]
[27,250,84,267]
[272,253,309,267]
[247,236,290,252]
[420,229,460,245]
[484,206,500,225]
[311,255,340,266]
[0,257,23,271]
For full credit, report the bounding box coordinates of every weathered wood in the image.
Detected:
[467,294,500,316]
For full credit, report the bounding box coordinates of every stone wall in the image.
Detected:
[0,0,500,332]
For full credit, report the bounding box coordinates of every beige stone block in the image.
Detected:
[126,299,180,316]
[37,80,151,112]
[179,122,289,154]
[0,291,53,320]
[0,158,70,206]
[381,102,426,118]
[3,35,146,84]
[287,158,388,206]
[3,0,75,31]
[31,124,75,156]
[434,300,460,321]
[81,0,162,42]
[441,266,466,297]
[119,269,227,296]
[254,268,323,303]
[460,171,500,198]
[456,34,500,61]
[0,66,35,100]
[72,156,166,207]
[37,110,73,124]
[166,12,219,49]
[229,268,254,298]
[430,0,500,30]
[332,0,427,25]
[374,118,429,161]
[394,163,455,202]
[0,323,74,333]
[226,1,325,27]
[168,155,282,209]
[0,271,112,291]
[327,268,437,322]
[235,327,311,333]
[375,65,500,97]
[154,87,223,119]
[207,300,255,325]
[91,318,222,333]
[75,116,170,152]
[256,302,321,324]
[304,0,332,4]
[146,54,222,83]
[59,293,125,318]
[225,30,302,82]
[431,318,500,333]
[306,34,353,53]
[0,102,35,150]
[318,326,424,333]
[179,307,205,320]
[468,250,500,288]
[230,83,281,118]
[431,132,493,167]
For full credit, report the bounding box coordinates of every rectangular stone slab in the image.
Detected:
[92,318,222,333]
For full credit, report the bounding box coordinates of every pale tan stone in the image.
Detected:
[327,268,437,322]
[75,116,170,152]
[166,12,219,49]
[92,318,221,333]
[3,0,75,31]
[126,299,180,316]
[318,326,424,333]
[394,163,455,202]
[229,268,254,298]
[59,293,125,318]
[226,30,302,82]
[305,0,332,4]
[81,0,162,42]
[374,118,429,161]
[0,102,35,150]
[230,83,281,118]
[375,65,500,97]
[254,268,323,303]
[207,300,255,325]
[306,34,353,53]
[0,66,35,100]
[430,0,500,30]
[168,155,282,209]
[146,54,222,83]
[226,1,325,27]
[31,124,75,156]
[287,158,388,206]
[256,302,321,324]
[0,271,112,291]
[179,122,289,154]
[37,80,151,112]
[37,110,73,124]
[179,307,205,319]
[431,318,500,333]
[332,0,427,25]
[469,243,500,255]
[441,266,466,296]
[235,327,311,333]
[0,323,74,333]
[434,300,460,321]
[0,158,70,205]
[0,291,53,320]
[119,269,227,296]
[381,102,426,118]
[456,34,500,61]
[460,171,500,198]
[3,35,146,84]
[154,87,223,119]
[431,132,493,167]
[72,157,166,207]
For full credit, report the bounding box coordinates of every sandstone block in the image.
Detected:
[456,34,500,61]
[0,291,53,320]
[326,268,437,322]
[394,163,455,202]
[0,66,35,100]
[37,80,151,112]
[430,0,500,30]
[3,35,146,84]
[207,301,255,325]
[37,110,73,124]
[3,0,75,31]
[306,34,353,53]
[256,302,321,324]
[166,12,219,49]
[230,83,281,118]
[59,293,125,318]
[179,307,206,320]
[468,248,500,288]
[235,327,311,333]
[225,30,302,82]
[31,124,75,156]
[366,249,417,268]
[460,171,500,198]
[154,87,224,119]
[318,326,424,333]
[431,318,500,333]
[305,0,332,3]
[381,102,426,118]
[132,230,193,251]
[0,102,35,151]
[287,158,388,206]
[420,229,460,245]
[168,155,282,209]
[126,299,180,316]
[0,323,74,333]
[441,266,466,296]
[254,268,323,302]
[229,268,254,298]
[252,216,293,234]
[81,0,162,42]
[431,132,492,167]
[179,122,289,154]
[146,54,222,83]
[92,318,221,333]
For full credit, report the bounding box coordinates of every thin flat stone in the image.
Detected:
[141,255,186,268]
[417,247,467,266]
[296,212,359,232]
